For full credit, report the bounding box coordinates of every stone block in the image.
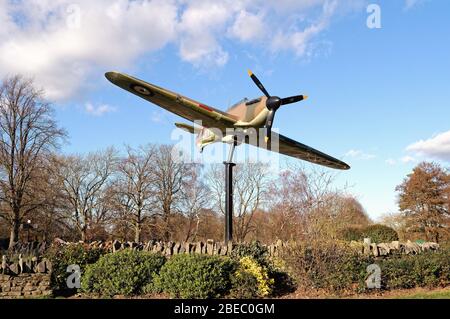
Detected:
[206,239,214,255]
[8,291,23,297]
[36,261,46,273]
[9,263,19,275]
[173,242,181,255]
[195,242,203,254]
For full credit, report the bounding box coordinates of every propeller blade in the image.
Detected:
[264,110,276,142]
[248,70,270,98]
[281,95,308,105]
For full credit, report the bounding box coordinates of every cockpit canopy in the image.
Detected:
[227,98,248,111]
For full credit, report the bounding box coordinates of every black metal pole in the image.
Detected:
[224,138,237,244]
[224,161,235,243]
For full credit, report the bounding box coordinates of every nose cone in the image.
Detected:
[266,96,281,110]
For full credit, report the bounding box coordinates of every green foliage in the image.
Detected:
[284,240,449,293]
[283,240,374,293]
[363,224,399,243]
[231,256,274,298]
[340,227,364,242]
[379,250,450,289]
[153,254,236,298]
[231,241,296,297]
[340,224,399,243]
[81,250,166,296]
[229,269,260,299]
[46,244,105,291]
[231,241,270,268]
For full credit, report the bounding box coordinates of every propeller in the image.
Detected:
[247,70,308,142]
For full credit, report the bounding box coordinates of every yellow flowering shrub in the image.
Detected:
[236,256,274,297]
[270,256,287,271]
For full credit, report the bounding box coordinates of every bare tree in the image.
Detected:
[152,145,189,241]
[266,163,360,241]
[208,162,269,242]
[111,145,156,242]
[21,154,70,242]
[379,212,408,241]
[53,148,116,242]
[0,75,66,248]
[179,164,210,241]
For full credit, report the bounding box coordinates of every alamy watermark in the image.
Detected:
[367,4,382,29]
[170,121,281,172]
[366,264,382,289]
[66,264,81,289]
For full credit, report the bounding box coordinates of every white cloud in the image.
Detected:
[400,155,416,164]
[84,102,116,116]
[345,149,376,160]
[269,1,337,57]
[0,0,363,100]
[404,0,426,10]
[177,1,232,67]
[406,130,450,162]
[228,10,266,42]
[0,0,177,100]
[385,158,396,166]
[150,110,168,124]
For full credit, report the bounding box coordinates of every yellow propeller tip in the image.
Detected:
[247,69,253,76]
[304,95,309,100]
[264,136,269,143]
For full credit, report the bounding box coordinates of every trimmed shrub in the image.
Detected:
[81,250,166,296]
[231,241,270,268]
[153,254,236,298]
[46,244,105,291]
[231,256,274,298]
[340,224,399,243]
[283,240,449,293]
[231,241,296,297]
[339,227,364,242]
[283,240,374,293]
[229,269,259,299]
[379,250,450,289]
[362,224,399,243]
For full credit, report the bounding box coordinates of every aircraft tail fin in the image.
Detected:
[174,122,202,134]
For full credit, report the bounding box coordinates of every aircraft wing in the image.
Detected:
[105,72,237,131]
[251,132,350,170]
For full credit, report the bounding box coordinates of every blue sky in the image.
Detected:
[1,0,449,220]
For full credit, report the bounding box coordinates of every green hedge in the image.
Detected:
[81,250,166,296]
[363,224,399,243]
[153,254,236,298]
[379,250,450,289]
[283,241,449,293]
[231,241,270,268]
[46,244,105,291]
[340,227,364,242]
[340,224,399,243]
[284,241,374,293]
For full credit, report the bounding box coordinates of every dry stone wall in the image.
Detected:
[77,239,287,257]
[350,239,440,257]
[0,273,51,298]
[67,238,440,258]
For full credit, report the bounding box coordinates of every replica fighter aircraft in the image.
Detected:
[105,70,350,170]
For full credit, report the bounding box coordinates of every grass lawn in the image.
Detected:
[391,288,450,299]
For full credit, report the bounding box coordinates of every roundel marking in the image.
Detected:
[130,84,154,96]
